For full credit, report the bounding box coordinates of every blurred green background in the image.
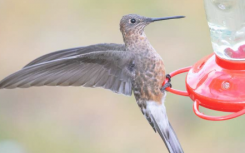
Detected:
[0,0,245,153]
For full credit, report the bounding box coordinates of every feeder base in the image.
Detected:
[186,54,245,112]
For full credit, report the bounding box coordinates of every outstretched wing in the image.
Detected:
[24,43,125,68]
[0,51,135,95]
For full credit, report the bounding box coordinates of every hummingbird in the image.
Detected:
[0,14,184,153]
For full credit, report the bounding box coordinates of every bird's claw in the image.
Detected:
[166,74,171,82]
[161,82,172,92]
[160,74,172,92]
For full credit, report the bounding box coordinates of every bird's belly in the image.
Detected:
[133,59,165,104]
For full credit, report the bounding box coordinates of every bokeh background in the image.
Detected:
[0,0,245,153]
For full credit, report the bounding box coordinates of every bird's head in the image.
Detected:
[120,14,184,37]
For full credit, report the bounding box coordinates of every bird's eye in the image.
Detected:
[130,19,136,23]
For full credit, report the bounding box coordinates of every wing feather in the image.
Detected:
[24,43,125,68]
[0,51,135,96]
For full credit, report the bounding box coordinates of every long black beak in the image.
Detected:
[150,16,185,22]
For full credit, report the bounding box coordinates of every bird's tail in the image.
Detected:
[146,102,184,153]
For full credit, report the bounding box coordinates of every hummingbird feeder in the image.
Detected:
[163,0,245,121]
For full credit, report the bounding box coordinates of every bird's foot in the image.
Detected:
[160,74,172,92]
[161,82,172,92]
[166,74,171,82]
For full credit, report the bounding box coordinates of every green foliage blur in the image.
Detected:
[0,0,245,153]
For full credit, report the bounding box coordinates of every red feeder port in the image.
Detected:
[163,54,245,121]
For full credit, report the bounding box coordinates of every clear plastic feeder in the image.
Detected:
[204,0,245,60]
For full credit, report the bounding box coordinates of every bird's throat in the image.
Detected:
[124,32,152,52]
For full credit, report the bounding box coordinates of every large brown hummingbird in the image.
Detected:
[0,14,184,153]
